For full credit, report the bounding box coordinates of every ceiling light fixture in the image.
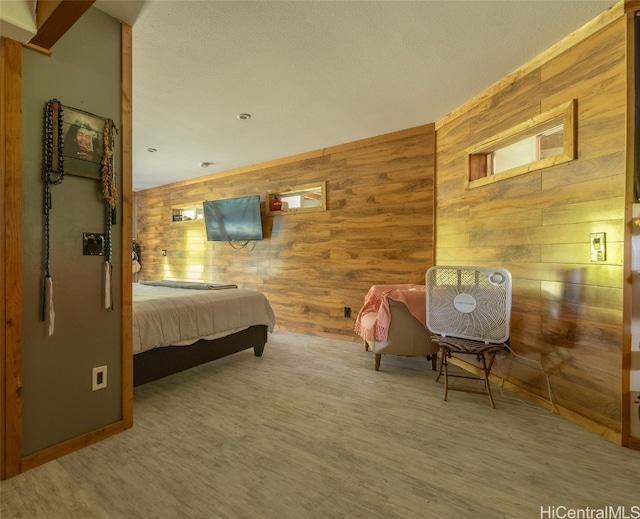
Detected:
[237,113,251,120]
[200,162,213,168]
[147,147,157,152]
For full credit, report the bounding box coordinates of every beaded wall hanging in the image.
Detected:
[42,99,118,335]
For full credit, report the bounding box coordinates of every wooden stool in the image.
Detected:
[431,335,508,408]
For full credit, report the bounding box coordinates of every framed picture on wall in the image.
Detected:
[62,105,105,180]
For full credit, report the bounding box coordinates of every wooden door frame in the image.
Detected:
[1,36,24,480]
[626,0,640,451]
[0,22,133,480]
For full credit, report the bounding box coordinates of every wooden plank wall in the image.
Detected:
[435,18,626,438]
[135,125,435,339]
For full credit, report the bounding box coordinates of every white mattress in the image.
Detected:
[132,284,276,355]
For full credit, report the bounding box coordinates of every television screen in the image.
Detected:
[203,195,263,241]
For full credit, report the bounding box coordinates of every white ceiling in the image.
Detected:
[93,0,616,192]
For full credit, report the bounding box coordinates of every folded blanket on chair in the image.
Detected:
[354,284,426,341]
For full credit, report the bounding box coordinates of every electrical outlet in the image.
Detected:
[92,365,107,391]
[343,307,351,318]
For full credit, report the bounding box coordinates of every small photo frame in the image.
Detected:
[82,233,105,256]
[62,105,105,180]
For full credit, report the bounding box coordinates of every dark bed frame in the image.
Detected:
[133,325,268,386]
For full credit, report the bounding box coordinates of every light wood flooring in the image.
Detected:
[2,331,639,518]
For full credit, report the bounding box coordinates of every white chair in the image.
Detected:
[426,266,512,408]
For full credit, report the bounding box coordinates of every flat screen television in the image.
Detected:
[203,195,264,241]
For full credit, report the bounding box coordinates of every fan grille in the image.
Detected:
[426,266,511,343]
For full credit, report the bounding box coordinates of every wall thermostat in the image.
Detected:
[590,232,606,262]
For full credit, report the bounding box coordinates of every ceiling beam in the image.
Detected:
[28,0,95,52]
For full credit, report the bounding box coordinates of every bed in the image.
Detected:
[133,281,276,386]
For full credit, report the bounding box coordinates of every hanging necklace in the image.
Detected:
[101,118,117,209]
[44,99,65,186]
[42,99,65,334]
[102,119,117,310]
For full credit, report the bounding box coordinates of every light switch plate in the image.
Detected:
[92,365,107,391]
[590,232,606,262]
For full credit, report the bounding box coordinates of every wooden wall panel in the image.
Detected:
[435,18,626,438]
[135,125,435,339]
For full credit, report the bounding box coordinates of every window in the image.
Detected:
[466,100,576,189]
[266,182,326,216]
[172,206,204,222]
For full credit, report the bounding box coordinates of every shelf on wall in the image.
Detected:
[171,206,204,222]
[266,181,326,216]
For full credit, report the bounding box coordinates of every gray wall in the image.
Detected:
[21,8,122,455]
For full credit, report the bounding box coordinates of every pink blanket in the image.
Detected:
[354,284,426,341]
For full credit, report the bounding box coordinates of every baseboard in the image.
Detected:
[446,356,622,445]
[273,325,362,344]
[21,421,126,475]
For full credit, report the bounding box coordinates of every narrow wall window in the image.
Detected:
[266,182,326,215]
[466,100,576,189]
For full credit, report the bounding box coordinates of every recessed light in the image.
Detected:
[147,148,157,153]
[237,113,251,120]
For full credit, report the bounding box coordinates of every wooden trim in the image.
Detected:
[630,435,640,450]
[505,383,622,444]
[447,357,622,444]
[274,324,362,344]
[0,37,23,480]
[622,6,637,448]
[36,0,64,28]
[436,1,625,130]
[1,38,6,481]
[21,421,126,473]
[135,124,434,194]
[21,43,53,57]
[625,1,640,14]
[121,23,134,430]
[433,129,439,266]
[468,154,487,182]
[29,0,95,51]
[465,101,573,155]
